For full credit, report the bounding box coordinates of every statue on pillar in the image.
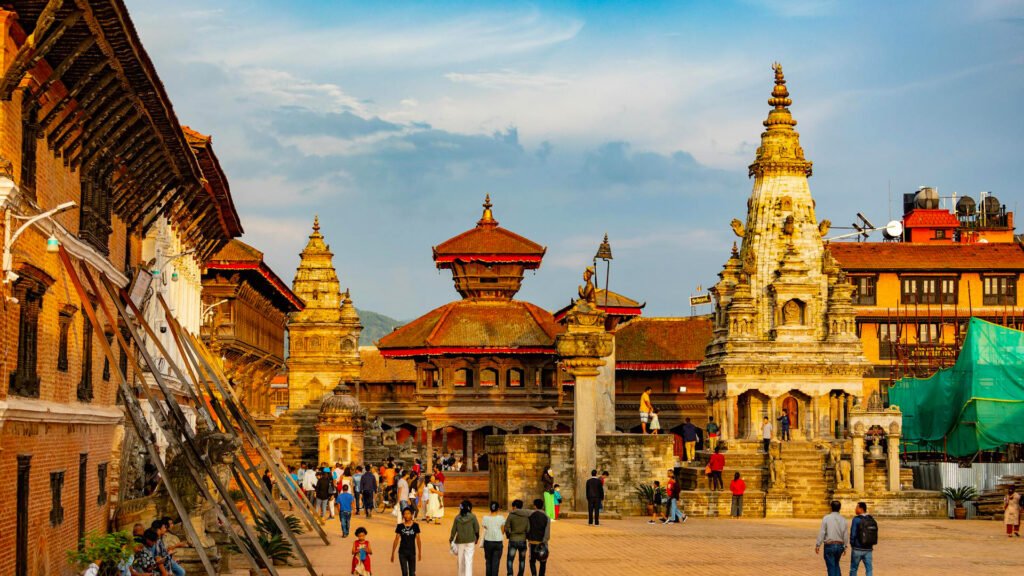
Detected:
[768,442,787,490]
[838,459,853,491]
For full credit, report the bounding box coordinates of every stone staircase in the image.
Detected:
[774,440,832,518]
[268,407,320,465]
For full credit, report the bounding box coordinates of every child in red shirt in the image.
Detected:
[351,526,373,575]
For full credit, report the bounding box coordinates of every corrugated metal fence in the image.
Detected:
[912,462,1024,518]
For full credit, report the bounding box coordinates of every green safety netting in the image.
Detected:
[889,317,1024,457]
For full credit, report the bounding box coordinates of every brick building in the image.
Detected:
[0,2,239,574]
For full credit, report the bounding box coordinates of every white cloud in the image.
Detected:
[445,70,572,89]
[236,68,366,114]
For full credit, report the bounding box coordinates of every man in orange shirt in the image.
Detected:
[382,464,397,508]
[639,386,653,434]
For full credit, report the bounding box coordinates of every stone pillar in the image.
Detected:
[838,394,847,437]
[852,435,865,493]
[555,297,613,513]
[887,435,901,492]
[442,428,449,454]
[425,424,434,473]
[769,396,778,438]
[594,339,617,434]
[829,394,839,438]
[725,395,736,441]
[466,430,474,471]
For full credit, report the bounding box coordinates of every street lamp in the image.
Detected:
[152,249,197,285]
[202,298,229,321]
[3,199,77,284]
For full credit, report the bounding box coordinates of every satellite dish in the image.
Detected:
[883,220,903,240]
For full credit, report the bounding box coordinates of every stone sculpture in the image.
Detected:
[838,459,852,490]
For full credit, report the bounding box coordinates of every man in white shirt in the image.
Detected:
[815,500,848,576]
[302,464,318,502]
[762,417,773,453]
[397,471,411,512]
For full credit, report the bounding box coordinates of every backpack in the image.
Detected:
[857,515,878,547]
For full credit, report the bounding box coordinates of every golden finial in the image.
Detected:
[764,62,797,128]
[313,214,320,232]
[595,233,613,260]
[478,193,496,226]
[731,242,739,257]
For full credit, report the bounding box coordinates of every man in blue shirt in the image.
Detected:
[336,484,356,537]
[777,410,791,441]
[360,466,378,518]
[849,502,874,576]
[681,418,700,462]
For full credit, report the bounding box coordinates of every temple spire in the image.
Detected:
[312,214,321,234]
[748,62,812,178]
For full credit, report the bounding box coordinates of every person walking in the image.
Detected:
[681,418,699,462]
[777,409,791,442]
[360,466,378,518]
[730,472,746,518]
[352,466,364,515]
[315,470,335,521]
[450,500,480,576]
[481,502,506,576]
[708,446,725,491]
[397,471,411,512]
[761,417,773,453]
[706,416,721,452]
[262,469,274,495]
[815,500,848,576]
[664,472,688,524]
[849,502,877,576]
[336,484,355,537]
[505,499,531,576]
[1004,486,1021,538]
[302,463,318,503]
[639,386,653,434]
[391,507,422,576]
[424,475,444,524]
[585,469,604,526]
[351,527,373,576]
[527,499,551,576]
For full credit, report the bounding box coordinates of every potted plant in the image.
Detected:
[67,530,134,576]
[942,486,978,519]
[634,483,667,516]
[230,512,306,572]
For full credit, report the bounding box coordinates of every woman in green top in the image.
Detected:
[481,502,506,576]
[450,500,480,576]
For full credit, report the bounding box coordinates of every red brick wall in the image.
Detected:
[0,423,117,576]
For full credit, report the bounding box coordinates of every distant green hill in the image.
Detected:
[357,309,405,346]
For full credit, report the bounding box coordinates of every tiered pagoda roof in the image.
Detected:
[379,196,559,358]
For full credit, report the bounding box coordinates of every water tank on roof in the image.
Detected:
[956,196,976,216]
[915,187,939,209]
[983,194,1001,215]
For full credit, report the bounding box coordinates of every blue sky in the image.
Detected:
[126,0,1024,320]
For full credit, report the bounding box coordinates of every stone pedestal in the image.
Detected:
[594,340,616,434]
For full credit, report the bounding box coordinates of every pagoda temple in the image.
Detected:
[377,196,565,472]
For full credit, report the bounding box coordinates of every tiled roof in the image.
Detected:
[359,347,416,382]
[614,317,713,364]
[903,209,960,228]
[553,289,645,322]
[829,242,1024,271]
[377,299,561,354]
[205,240,304,311]
[183,126,243,239]
[433,225,546,262]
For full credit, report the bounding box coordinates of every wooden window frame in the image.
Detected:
[983,275,1016,306]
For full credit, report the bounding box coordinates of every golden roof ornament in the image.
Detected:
[748,62,813,179]
[313,214,320,232]
[478,193,497,226]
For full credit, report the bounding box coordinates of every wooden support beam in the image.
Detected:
[0,7,82,100]
[70,98,134,168]
[75,111,140,170]
[56,246,221,576]
[33,35,95,96]
[41,68,113,131]
[91,271,278,575]
[53,88,126,153]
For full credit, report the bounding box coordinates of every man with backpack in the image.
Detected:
[850,501,877,576]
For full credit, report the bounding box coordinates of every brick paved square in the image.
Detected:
[244,510,1022,576]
